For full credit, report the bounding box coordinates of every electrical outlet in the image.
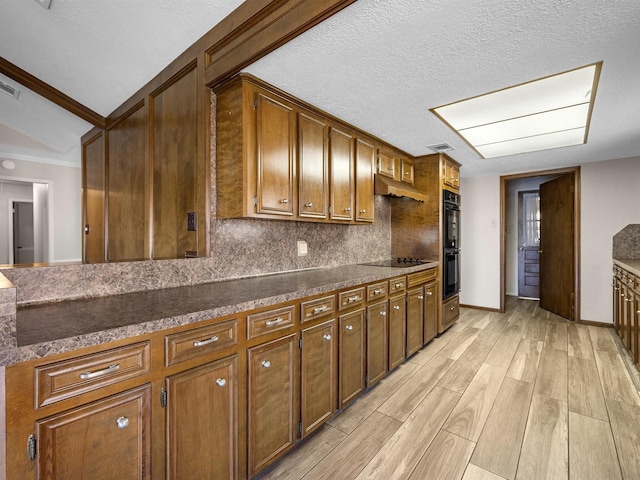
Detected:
[297,240,308,256]
[187,212,197,231]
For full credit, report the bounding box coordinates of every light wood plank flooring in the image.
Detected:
[256,298,640,480]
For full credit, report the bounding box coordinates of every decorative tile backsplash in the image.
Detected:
[613,224,640,259]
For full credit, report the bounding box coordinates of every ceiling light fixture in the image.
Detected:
[0,79,20,100]
[431,62,602,158]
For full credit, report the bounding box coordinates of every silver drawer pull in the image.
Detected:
[305,202,313,207]
[345,325,353,331]
[79,363,119,380]
[116,416,129,429]
[265,317,284,326]
[625,298,633,303]
[393,305,400,310]
[418,295,424,300]
[261,360,271,368]
[394,283,403,288]
[312,305,329,314]
[280,198,289,204]
[621,293,626,297]
[323,334,332,341]
[216,378,227,387]
[373,289,382,295]
[426,291,433,296]
[347,296,361,303]
[193,335,219,347]
[450,306,456,311]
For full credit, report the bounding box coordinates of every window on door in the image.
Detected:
[521,192,540,247]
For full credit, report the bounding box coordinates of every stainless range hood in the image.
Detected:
[374,175,427,202]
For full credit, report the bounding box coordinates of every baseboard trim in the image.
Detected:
[578,319,613,328]
[460,304,501,313]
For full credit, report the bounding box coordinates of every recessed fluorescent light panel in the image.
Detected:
[431,62,602,158]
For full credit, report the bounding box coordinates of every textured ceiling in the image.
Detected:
[1,0,639,175]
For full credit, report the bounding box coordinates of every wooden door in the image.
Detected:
[355,138,375,222]
[329,127,354,221]
[423,281,438,344]
[388,294,406,370]
[298,111,328,219]
[36,385,151,479]
[539,174,575,319]
[166,355,237,479]
[301,320,337,437]
[339,309,365,407]
[518,191,541,299]
[82,130,106,263]
[406,287,424,356]
[248,334,297,477]
[255,92,294,216]
[366,300,388,387]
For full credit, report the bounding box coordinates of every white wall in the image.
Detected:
[459,175,501,310]
[461,156,640,324]
[0,158,81,263]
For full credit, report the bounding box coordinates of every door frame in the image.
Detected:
[500,166,581,320]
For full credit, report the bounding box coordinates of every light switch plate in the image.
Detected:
[297,240,308,256]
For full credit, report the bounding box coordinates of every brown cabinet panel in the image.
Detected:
[367,281,388,301]
[256,92,295,216]
[407,287,424,356]
[423,281,438,344]
[36,384,151,480]
[82,129,106,263]
[339,309,366,407]
[355,138,375,222]
[400,157,414,185]
[366,300,388,387]
[166,356,238,480]
[151,66,199,259]
[108,104,148,261]
[339,287,365,311]
[389,294,407,370]
[298,111,328,219]
[164,318,238,366]
[248,334,298,476]
[443,294,460,330]
[377,148,398,180]
[301,295,336,323]
[301,320,337,437]
[329,127,354,221]
[247,304,295,340]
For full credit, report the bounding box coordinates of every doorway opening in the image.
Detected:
[500,166,580,321]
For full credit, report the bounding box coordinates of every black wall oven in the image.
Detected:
[443,190,460,299]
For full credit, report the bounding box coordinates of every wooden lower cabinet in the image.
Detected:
[339,309,366,407]
[406,287,424,356]
[301,319,338,438]
[165,355,238,479]
[35,385,151,480]
[613,264,640,368]
[442,294,460,331]
[423,281,438,344]
[248,334,298,477]
[366,300,388,387]
[388,294,406,370]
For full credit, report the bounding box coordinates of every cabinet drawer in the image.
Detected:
[408,268,437,288]
[389,276,407,293]
[367,282,388,301]
[165,319,238,366]
[443,295,460,328]
[301,295,336,323]
[338,287,365,311]
[247,305,295,339]
[35,342,151,408]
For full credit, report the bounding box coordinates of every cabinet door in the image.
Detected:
[298,111,328,219]
[82,130,106,263]
[613,275,621,334]
[329,127,354,221]
[367,300,388,387]
[388,294,406,370]
[406,287,424,356]
[248,334,298,477]
[36,385,151,480]
[377,149,398,180]
[256,92,295,216]
[339,309,366,407]
[355,138,375,222]
[166,355,238,480]
[619,282,629,344]
[629,290,638,365]
[400,157,414,185]
[301,320,337,437]
[423,282,438,344]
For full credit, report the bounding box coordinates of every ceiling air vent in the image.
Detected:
[427,142,454,153]
[0,80,20,100]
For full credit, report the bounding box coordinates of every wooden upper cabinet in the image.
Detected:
[329,127,354,221]
[256,92,295,216]
[355,138,375,222]
[298,111,328,219]
[443,158,460,190]
[377,148,399,180]
[82,129,106,264]
[400,157,415,185]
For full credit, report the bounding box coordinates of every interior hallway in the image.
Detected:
[256,298,640,480]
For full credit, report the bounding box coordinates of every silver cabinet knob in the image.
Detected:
[393,305,400,310]
[359,209,366,214]
[426,291,433,296]
[345,325,353,331]
[450,306,456,311]
[418,295,424,300]
[388,166,394,171]
[344,206,351,212]
[216,378,227,387]
[380,311,386,316]
[116,416,129,429]
[280,198,289,204]
[323,334,332,341]
[305,202,313,207]
[625,298,633,303]
[261,360,271,368]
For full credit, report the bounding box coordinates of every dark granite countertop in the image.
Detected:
[3,262,437,366]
